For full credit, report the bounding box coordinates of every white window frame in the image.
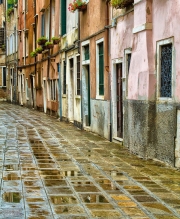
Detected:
[124,48,132,99]
[96,38,104,100]
[26,78,29,100]
[82,40,90,65]
[156,37,174,101]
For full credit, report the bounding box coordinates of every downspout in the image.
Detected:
[58,63,62,120]
[24,1,26,66]
[105,1,112,142]
[78,11,83,129]
[33,0,37,109]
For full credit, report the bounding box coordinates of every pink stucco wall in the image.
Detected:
[111,0,180,101]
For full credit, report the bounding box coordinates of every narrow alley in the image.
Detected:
[0,102,180,219]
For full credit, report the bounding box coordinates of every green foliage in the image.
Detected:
[111,0,133,9]
[37,36,48,43]
[35,47,43,53]
[30,51,37,57]
[45,41,53,46]
[51,36,60,40]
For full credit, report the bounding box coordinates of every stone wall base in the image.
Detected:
[124,100,177,166]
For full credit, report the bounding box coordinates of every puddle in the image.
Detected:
[4,164,19,171]
[46,187,73,195]
[3,172,20,180]
[74,186,99,193]
[50,195,77,204]
[2,192,21,203]
[53,205,85,214]
[44,180,67,187]
[38,164,57,169]
[80,194,109,203]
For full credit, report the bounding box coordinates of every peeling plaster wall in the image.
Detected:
[91,99,110,140]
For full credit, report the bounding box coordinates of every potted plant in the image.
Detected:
[68,0,87,13]
[51,36,60,45]
[30,51,37,57]
[111,0,134,9]
[36,47,43,54]
[45,41,54,49]
[7,7,14,16]
[1,45,5,51]
[37,36,48,45]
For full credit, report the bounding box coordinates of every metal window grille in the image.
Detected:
[99,42,104,95]
[160,43,172,98]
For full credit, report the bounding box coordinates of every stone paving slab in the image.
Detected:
[0,103,180,218]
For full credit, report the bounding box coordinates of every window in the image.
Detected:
[0,0,3,4]
[84,45,89,60]
[157,38,174,99]
[0,28,4,48]
[63,61,66,94]
[61,0,66,35]
[50,80,56,100]
[45,8,50,39]
[98,42,104,96]
[51,0,55,37]
[76,56,80,95]
[69,58,73,75]
[41,14,45,36]
[160,44,172,98]
[124,49,131,98]
[2,67,6,87]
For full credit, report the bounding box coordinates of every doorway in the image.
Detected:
[43,80,47,113]
[116,63,123,138]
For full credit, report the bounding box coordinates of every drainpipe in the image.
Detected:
[58,63,62,120]
[105,1,112,142]
[78,11,83,129]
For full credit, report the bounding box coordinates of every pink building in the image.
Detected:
[110,0,180,167]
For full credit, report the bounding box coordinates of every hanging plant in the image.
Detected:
[37,36,48,45]
[51,36,60,45]
[45,42,54,49]
[30,51,37,57]
[68,0,87,13]
[111,0,134,9]
[36,47,43,54]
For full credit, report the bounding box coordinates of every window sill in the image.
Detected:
[96,95,104,100]
[62,94,67,98]
[157,97,173,103]
[75,95,81,99]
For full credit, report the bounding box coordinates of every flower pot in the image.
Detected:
[53,39,60,45]
[38,39,48,45]
[46,44,54,49]
[77,4,87,12]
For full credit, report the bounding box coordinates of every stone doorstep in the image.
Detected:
[113,137,123,145]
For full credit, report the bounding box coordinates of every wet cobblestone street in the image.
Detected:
[0,103,180,219]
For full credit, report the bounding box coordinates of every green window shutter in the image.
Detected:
[99,42,104,95]
[41,14,45,36]
[84,45,89,60]
[61,0,66,36]
[63,61,66,94]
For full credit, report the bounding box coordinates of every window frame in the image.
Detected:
[96,38,104,99]
[156,37,174,101]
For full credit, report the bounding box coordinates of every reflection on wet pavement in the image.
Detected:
[0,103,180,219]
